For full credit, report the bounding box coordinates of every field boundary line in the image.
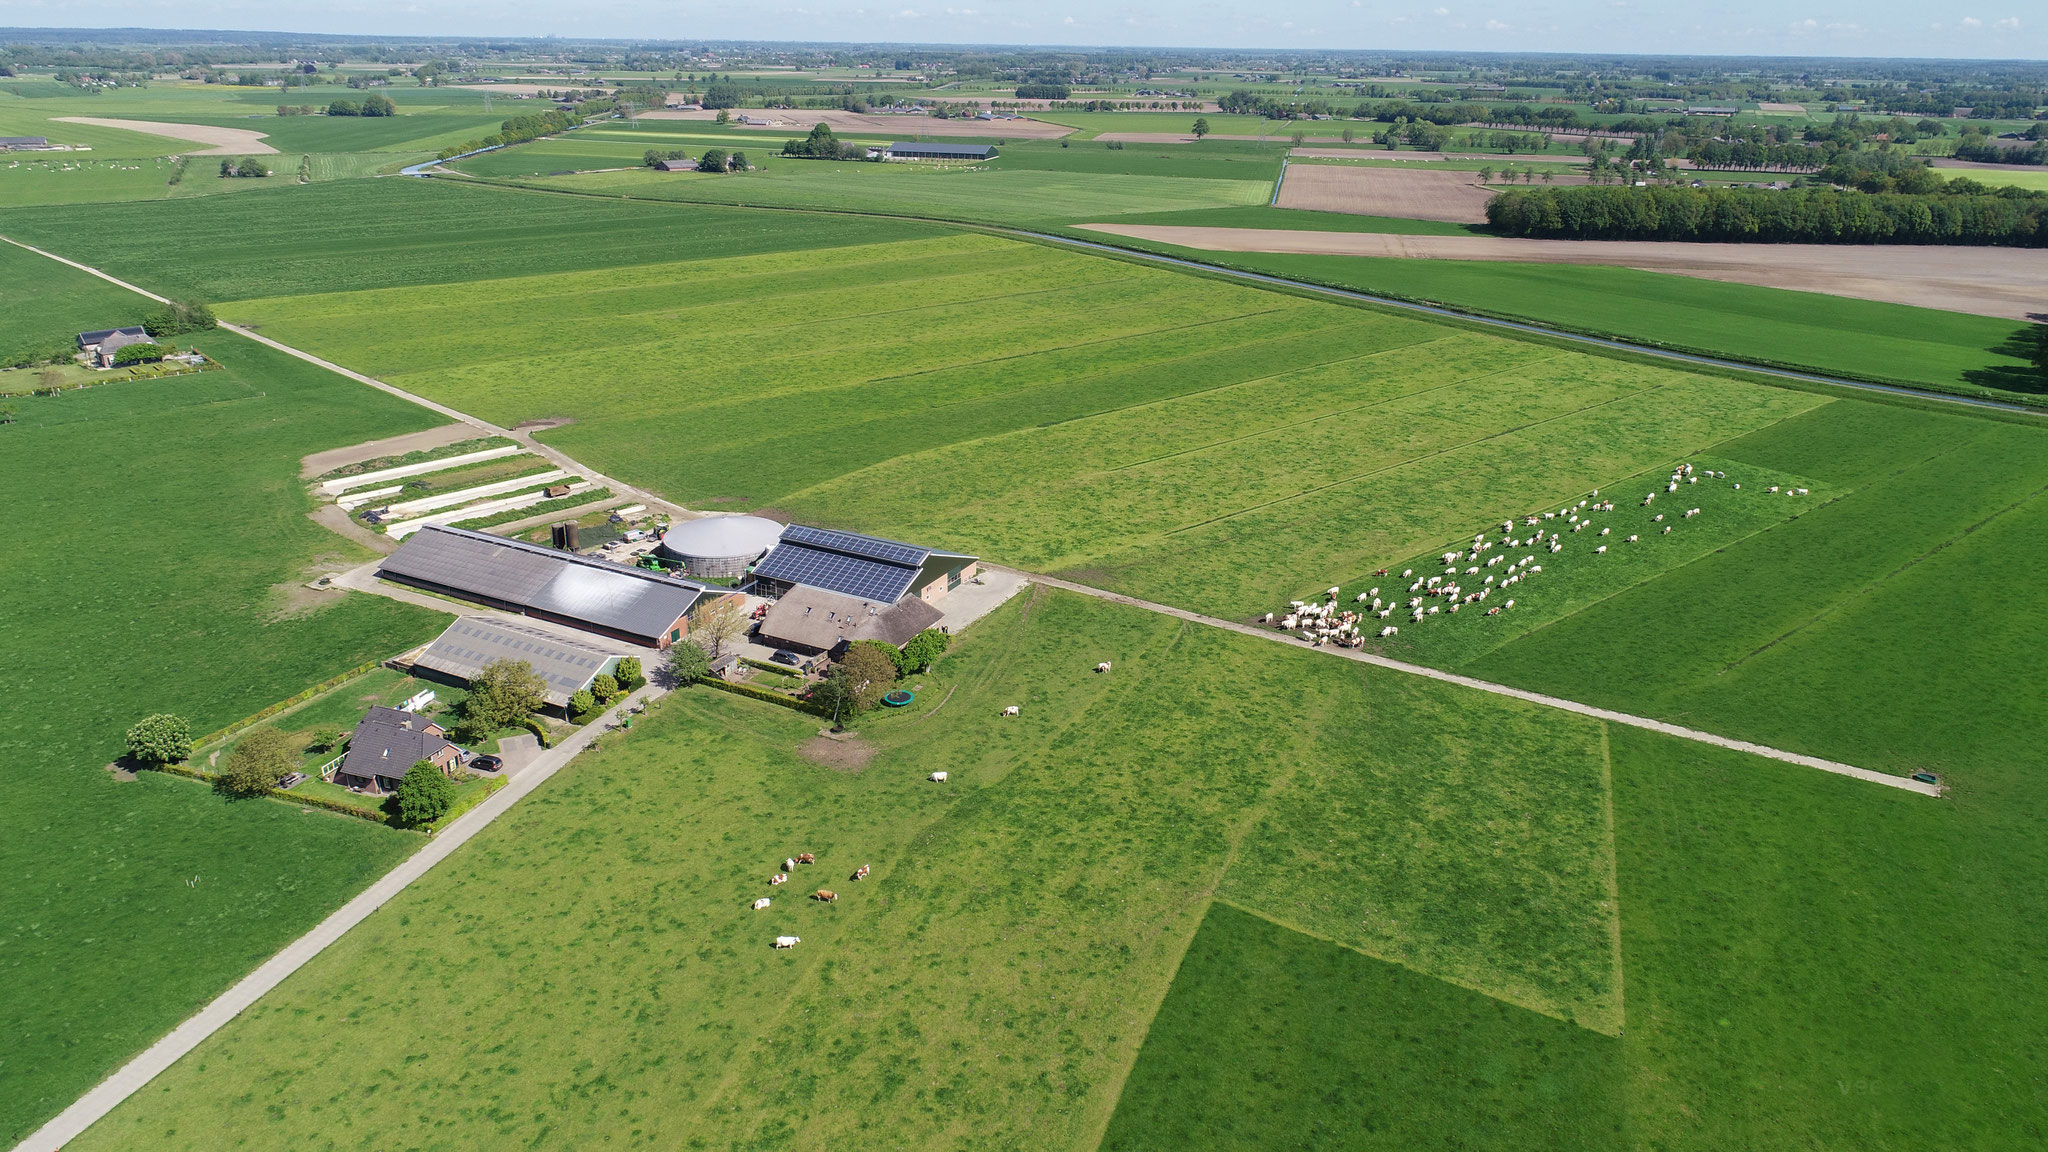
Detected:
[8,683,665,1152]
[1006,568,1940,798]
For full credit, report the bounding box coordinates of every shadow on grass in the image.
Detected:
[1961,323,2048,396]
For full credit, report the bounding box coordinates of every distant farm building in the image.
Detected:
[410,616,629,710]
[654,157,697,172]
[750,524,978,605]
[331,706,458,795]
[77,326,151,367]
[884,141,998,160]
[0,136,52,151]
[379,524,730,648]
[656,514,785,578]
[756,585,945,656]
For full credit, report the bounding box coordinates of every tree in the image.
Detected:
[307,727,345,752]
[693,597,749,657]
[462,658,547,737]
[615,657,644,690]
[143,299,216,337]
[729,150,749,171]
[361,93,396,116]
[568,688,599,721]
[699,147,729,172]
[837,643,899,713]
[665,638,711,684]
[900,628,950,673]
[1477,164,1493,183]
[125,713,191,766]
[1341,126,1355,143]
[218,726,295,796]
[395,759,455,826]
[1290,128,1306,146]
[811,667,858,729]
[328,98,360,116]
[1191,117,1210,139]
[590,673,621,704]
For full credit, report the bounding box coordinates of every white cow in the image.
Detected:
[929,771,948,782]
[1002,706,1020,716]
[784,857,797,872]
[774,936,801,949]
[753,898,772,910]
[1379,626,1398,637]
[1095,661,1112,673]
[1595,545,1608,554]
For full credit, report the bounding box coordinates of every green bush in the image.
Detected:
[517,715,552,748]
[568,689,599,722]
[591,673,621,704]
[615,657,644,691]
[217,726,296,797]
[395,759,455,827]
[111,342,165,366]
[665,641,710,684]
[125,713,191,766]
[694,675,831,716]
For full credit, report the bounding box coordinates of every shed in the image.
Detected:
[885,141,998,160]
[411,616,627,709]
[654,157,697,171]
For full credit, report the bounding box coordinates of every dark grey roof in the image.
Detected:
[887,141,997,158]
[380,525,715,645]
[754,524,976,603]
[0,136,49,147]
[340,708,452,784]
[413,617,623,707]
[654,157,697,171]
[78,326,147,346]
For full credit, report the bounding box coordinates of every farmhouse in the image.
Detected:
[410,616,629,710]
[750,524,978,605]
[331,706,459,794]
[884,141,998,160]
[77,326,152,367]
[755,585,944,656]
[379,524,730,648]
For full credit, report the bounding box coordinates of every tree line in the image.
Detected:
[1485,183,2048,246]
[436,108,581,160]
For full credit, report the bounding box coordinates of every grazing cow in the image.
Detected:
[1627,534,1639,542]
[1599,528,1610,536]
[1486,607,1501,616]
[814,890,837,902]
[771,873,788,885]
[1663,526,1673,534]
[753,898,772,910]
[1327,586,1341,597]
[1002,706,1020,716]
[1379,626,1397,637]
[798,852,816,865]
[929,771,948,782]
[1355,592,1370,603]
[784,857,797,873]
[774,936,801,949]
[1096,661,1112,673]
[1768,485,1780,493]
[1373,568,1389,576]
[1667,482,1679,493]
[1531,565,1542,572]
[1596,545,1608,554]
[1449,602,1461,613]
[1653,514,1664,522]
[1402,569,1413,577]
[1733,483,1741,489]
[1504,599,1515,609]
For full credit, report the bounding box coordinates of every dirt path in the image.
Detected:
[1005,568,1938,798]
[1073,223,2048,321]
[299,425,480,479]
[52,117,277,155]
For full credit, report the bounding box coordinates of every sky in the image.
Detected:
[0,0,2041,60]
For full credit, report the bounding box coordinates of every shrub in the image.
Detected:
[850,638,911,677]
[901,628,950,672]
[328,99,360,116]
[125,713,191,766]
[395,759,454,826]
[665,639,711,684]
[568,689,599,722]
[615,657,644,690]
[591,673,620,704]
[111,342,165,365]
[362,93,396,116]
[699,148,729,173]
[218,727,296,797]
[462,658,547,736]
[143,299,217,337]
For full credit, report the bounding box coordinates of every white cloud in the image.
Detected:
[1961,15,1982,27]
[1788,17,1817,33]
[1434,6,1449,14]
[1995,16,2020,29]
[1484,18,1509,30]
[1063,14,1074,21]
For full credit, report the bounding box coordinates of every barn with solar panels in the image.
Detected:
[749,524,979,606]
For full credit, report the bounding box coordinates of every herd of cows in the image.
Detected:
[759,851,874,949]
[1260,461,1808,646]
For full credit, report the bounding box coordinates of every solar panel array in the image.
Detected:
[754,543,918,603]
[780,524,930,567]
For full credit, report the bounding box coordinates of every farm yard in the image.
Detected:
[0,246,451,1142]
[54,590,2048,1150]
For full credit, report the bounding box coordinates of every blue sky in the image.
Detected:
[1,0,2040,60]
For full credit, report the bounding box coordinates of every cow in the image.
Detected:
[1002,705,1020,716]
[1095,661,1112,673]
[770,873,788,885]
[783,857,797,873]
[774,936,801,949]
[797,852,816,865]
[814,890,837,903]
[753,898,772,910]
[853,865,871,880]
[929,771,948,782]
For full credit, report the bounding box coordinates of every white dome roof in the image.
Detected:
[661,514,785,560]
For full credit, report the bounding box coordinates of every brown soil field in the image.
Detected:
[641,109,1073,138]
[1290,147,1590,165]
[1072,223,2048,320]
[1757,102,1809,114]
[1276,164,1500,223]
[52,117,277,155]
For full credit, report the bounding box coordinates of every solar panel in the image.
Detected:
[780,524,929,567]
[755,543,917,602]
[383,526,711,642]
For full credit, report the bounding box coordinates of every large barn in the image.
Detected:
[410,617,630,709]
[379,524,728,648]
[884,141,997,160]
[750,524,978,605]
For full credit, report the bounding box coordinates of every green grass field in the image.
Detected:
[59,588,2048,1150]
[1085,235,2043,401]
[0,244,454,1142]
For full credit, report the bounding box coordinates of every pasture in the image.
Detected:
[216,230,1827,617]
[59,590,2048,1150]
[0,244,450,1142]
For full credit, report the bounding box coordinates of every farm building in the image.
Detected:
[656,514,785,578]
[0,136,52,151]
[654,157,697,172]
[410,617,629,710]
[77,326,152,367]
[884,141,998,160]
[331,706,459,795]
[756,585,944,656]
[750,524,978,605]
[379,524,731,648]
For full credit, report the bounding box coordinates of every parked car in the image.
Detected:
[471,754,504,774]
[770,649,801,667]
